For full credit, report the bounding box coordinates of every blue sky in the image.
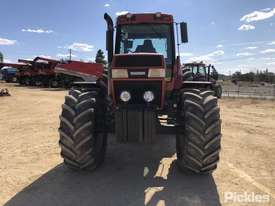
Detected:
[0,0,275,74]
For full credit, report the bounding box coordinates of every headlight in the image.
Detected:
[120,91,131,102]
[148,69,165,78]
[112,69,128,78]
[143,91,154,102]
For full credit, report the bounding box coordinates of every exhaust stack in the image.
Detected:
[104,13,114,64]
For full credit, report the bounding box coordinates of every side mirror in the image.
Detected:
[180,22,188,43]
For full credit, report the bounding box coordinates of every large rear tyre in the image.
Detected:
[176,89,222,174]
[59,87,108,170]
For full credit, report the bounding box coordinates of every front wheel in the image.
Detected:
[176,89,222,174]
[25,77,31,86]
[59,87,108,170]
[49,78,59,88]
[34,78,42,87]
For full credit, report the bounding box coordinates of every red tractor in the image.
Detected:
[58,12,222,174]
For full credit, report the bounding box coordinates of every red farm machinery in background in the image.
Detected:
[18,57,59,87]
[1,56,104,89]
[54,60,103,88]
[17,59,37,86]
[32,57,59,87]
[0,62,31,83]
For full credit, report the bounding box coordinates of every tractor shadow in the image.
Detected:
[26,87,67,92]
[14,84,67,91]
[4,135,221,206]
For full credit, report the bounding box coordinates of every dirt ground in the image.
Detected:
[0,82,274,206]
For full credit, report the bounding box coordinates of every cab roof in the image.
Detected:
[117,12,173,25]
[184,62,207,67]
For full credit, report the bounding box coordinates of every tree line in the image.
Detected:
[0,52,3,63]
[232,69,275,84]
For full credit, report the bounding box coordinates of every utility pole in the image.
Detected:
[69,49,72,61]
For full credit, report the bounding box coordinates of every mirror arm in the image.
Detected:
[175,22,181,57]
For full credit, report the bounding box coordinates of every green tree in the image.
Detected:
[232,71,242,81]
[0,52,3,63]
[95,49,107,66]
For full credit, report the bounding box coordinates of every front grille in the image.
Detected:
[115,55,163,67]
[113,81,162,106]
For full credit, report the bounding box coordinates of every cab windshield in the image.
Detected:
[116,24,173,67]
[185,65,206,75]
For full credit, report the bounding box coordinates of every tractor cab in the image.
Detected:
[183,62,219,82]
[0,62,28,83]
[0,67,18,82]
[115,14,174,70]
[184,62,206,75]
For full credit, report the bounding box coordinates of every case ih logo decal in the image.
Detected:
[130,71,146,76]
[128,69,148,78]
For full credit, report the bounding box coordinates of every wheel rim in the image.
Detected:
[52,81,58,87]
[35,81,42,86]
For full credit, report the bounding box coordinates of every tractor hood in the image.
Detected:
[111,53,165,69]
